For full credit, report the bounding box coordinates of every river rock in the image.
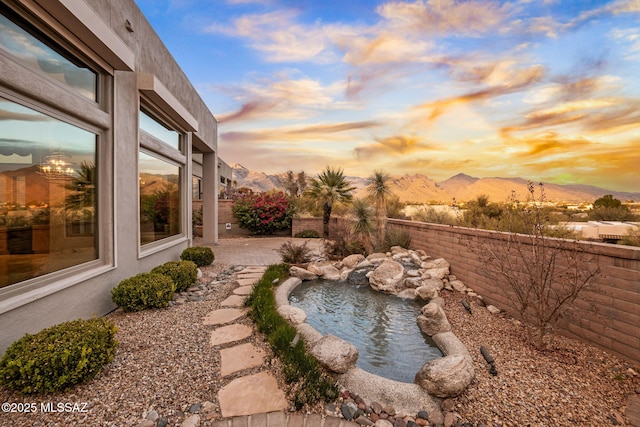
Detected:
[417,303,451,336]
[341,401,358,420]
[415,354,475,398]
[487,305,501,314]
[289,266,318,281]
[369,260,405,293]
[311,334,358,373]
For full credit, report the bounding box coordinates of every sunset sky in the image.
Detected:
[135,0,640,192]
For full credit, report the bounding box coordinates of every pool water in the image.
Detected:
[289,279,442,383]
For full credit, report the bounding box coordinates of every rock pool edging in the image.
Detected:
[274,247,478,419]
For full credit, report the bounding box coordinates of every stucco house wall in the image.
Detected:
[0,0,218,353]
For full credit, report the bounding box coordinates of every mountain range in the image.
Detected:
[230,164,640,204]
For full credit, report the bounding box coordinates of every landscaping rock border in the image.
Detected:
[275,246,488,420]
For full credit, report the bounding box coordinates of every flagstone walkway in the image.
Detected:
[204,264,359,427]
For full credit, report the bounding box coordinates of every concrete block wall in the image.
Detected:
[387,219,640,364]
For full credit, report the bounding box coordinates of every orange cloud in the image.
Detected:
[415,64,546,125]
[354,134,436,159]
[222,120,380,143]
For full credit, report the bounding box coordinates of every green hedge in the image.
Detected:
[0,318,118,394]
[111,272,175,312]
[152,260,198,292]
[180,246,214,267]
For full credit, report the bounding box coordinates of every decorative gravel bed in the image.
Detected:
[1,263,638,426]
[443,291,640,426]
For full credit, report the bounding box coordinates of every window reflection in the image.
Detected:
[0,98,98,288]
[139,152,180,244]
[0,6,97,101]
[140,110,180,150]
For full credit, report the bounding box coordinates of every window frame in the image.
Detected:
[137,101,189,256]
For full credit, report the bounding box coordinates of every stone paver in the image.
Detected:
[220,294,246,307]
[209,324,253,346]
[218,372,288,417]
[236,278,261,287]
[220,343,265,377]
[233,285,254,296]
[203,308,246,325]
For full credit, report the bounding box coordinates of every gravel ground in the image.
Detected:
[443,291,640,426]
[1,263,639,426]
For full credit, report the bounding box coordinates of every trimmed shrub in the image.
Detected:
[294,229,320,238]
[152,260,198,292]
[180,246,214,267]
[0,318,118,394]
[111,272,175,312]
[277,240,312,264]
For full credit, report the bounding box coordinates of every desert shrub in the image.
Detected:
[180,246,214,267]
[246,264,338,409]
[381,228,412,252]
[111,273,175,312]
[152,260,198,292]
[0,318,118,394]
[232,191,294,234]
[277,240,313,264]
[294,229,320,238]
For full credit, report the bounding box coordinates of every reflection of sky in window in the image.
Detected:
[139,151,179,178]
[0,11,96,101]
[0,98,96,172]
[139,110,180,150]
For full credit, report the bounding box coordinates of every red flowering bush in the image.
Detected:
[232,191,294,234]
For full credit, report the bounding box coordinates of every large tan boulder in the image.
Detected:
[311,334,358,374]
[368,260,405,293]
[342,254,366,268]
[289,266,318,281]
[414,354,474,398]
[417,303,451,336]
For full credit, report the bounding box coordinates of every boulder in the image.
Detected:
[391,246,410,256]
[277,305,307,324]
[414,354,474,398]
[368,260,405,293]
[415,278,444,300]
[416,303,451,336]
[307,262,342,280]
[366,253,388,264]
[449,279,467,293]
[421,258,450,270]
[311,334,358,374]
[342,254,366,268]
[422,267,449,280]
[289,266,318,281]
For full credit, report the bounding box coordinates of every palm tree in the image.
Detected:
[366,170,392,250]
[306,166,355,238]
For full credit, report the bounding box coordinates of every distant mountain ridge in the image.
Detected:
[230,164,640,203]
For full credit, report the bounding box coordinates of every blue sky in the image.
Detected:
[135,0,640,192]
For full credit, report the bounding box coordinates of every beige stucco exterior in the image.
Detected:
[0,0,219,352]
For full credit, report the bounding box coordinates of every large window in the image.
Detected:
[0,4,98,101]
[0,99,98,288]
[139,108,184,245]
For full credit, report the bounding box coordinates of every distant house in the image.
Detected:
[561,221,639,243]
[0,0,219,352]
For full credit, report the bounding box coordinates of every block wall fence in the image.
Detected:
[385,219,640,364]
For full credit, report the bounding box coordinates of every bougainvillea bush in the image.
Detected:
[232,191,294,234]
